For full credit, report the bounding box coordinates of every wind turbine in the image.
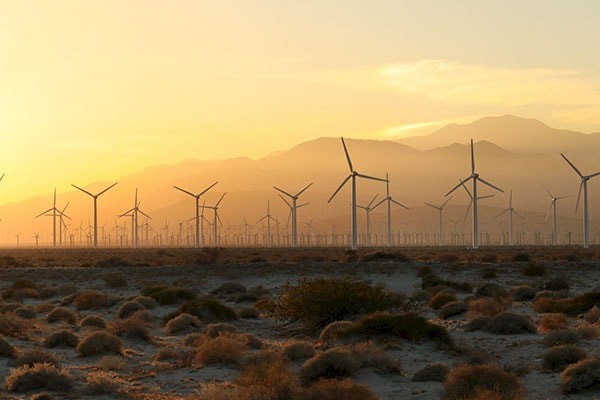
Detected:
[560,153,600,248]
[424,196,453,246]
[199,192,226,247]
[35,189,64,248]
[356,194,379,247]
[328,137,387,250]
[543,186,569,246]
[72,182,118,247]
[257,200,278,247]
[274,183,312,247]
[173,181,218,248]
[496,190,523,246]
[118,189,151,248]
[445,139,503,249]
[372,173,409,247]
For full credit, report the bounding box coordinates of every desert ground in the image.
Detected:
[0,246,600,399]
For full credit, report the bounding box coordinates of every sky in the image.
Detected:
[1,0,600,203]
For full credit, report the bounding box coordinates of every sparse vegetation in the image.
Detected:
[5,363,73,392]
[300,348,361,385]
[141,285,196,305]
[438,301,468,319]
[168,297,237,322]
[44,329,79,348]
[165,313,202,335]
[194,335,246,367]
[443,364,524,400]
[300,378,379,400]
[561,358,600,394]
[77,331,123,356]
[413,362,451,382]
[484,312,536,335]
[281,340,316,361]
[80,315,107,329]
[46,307,77,324]
[543,329,580,347]
[428,291,457,310]
[542,345,586,372]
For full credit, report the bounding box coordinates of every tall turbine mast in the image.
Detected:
[257,200,278,247]
[356,194,379,247]
[173,182,218,248]
[72,182,118,247]
[543,185,569,246]
[274,183,312,247]
[328,137,387,250]
[200,192,226,247]
[424,196,453,246]
[496,190,523,246]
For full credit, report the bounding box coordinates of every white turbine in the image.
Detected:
[173,182,218,248]
[560,153,600,248]
[424,196,453,246]
[445,139,503,249]
[72,182,118,248]
[328,137,387,250]
[357,194,378,247]
[36,189,69,248]
[257,200,278,247]
[200,192,226,247]
[543,186,569,246]
[118,189,151,248]
[274,183,312,247]
[496,190,523,246]
[372,173,408,247]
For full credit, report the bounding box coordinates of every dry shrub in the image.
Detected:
[422,274,472,293]
[484,312,536,335]
[77,331,123,357]
[239,333,264,350]
[300,348,360,386]
[577,325,600,339]
[348,341,402,374]
[44,329,79,348]
[481,266,497,279]
[83,372,122,395]
[211,282,247,296]
[476,283,509,299]
[0,303,22,313]
[168,297,237,322]
[416,265,434,277]
[0,335,16,358]
[468,298,508,318]
[532,291,600,316]
[182,332,204,347]
[165,313,202,335]
[35,303,56,313]
[46,307,77,324]
[281,340,316,361]
[543,329,580,347]
[438,301,467,319]
[584,306,600,324]
[14,307,35,319]
[413,362,451,382]
[542,345,586,372]
[523,263,546,276]
[443,364,524,400]
[98,355,127,371]
[300,378,378,400]
[410,289,432,302]
[3,287,41,302]
[205,322,237,337]
[195,335,246,367]
[561,358,600,394]
[141,285,196,306]
[110,317,153,342]
[153,347,179,362]
[14,349,59,368]
[31,393,54,400]
[116,301,146,319]
[101,273,127,288]
[72,290,115,310]
[275,277,401,330]
[198,382,239,400]
[5,363,73,392]
[129,309,153,323]
[537,313,569,333]
[80,315,106,329]
[237,306,260,319]
[428,292,457,310]
[545,276,570,291]
[0,312,31,338]
[133,295,157,309]
[464,317,491,332]
[511,285,536,301]
[319,321,353,343]
[236,350,299,399]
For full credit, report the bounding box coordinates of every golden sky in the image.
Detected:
[1,0,600,202]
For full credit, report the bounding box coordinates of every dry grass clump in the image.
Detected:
[337,311,452,346]
[319,321,353,343]
[83,372,123,395]
[413,362,451,382]
[205,322,237,337]
[98,355,128,371]
[116,300,146,319]
[211,282,247,296]
[480,266,497,279]
[72,290,115,310]
[141,285,196,306]
[577,325,600,340]
[34,303,55,314]
[523,262,546,276]
[0,335,16,358]
[348,341,402,374]
[165,313,202,335]
[468,297,508,318]
[438,301,467,319]
[537,313,569,333]
[443,364,524,400]
[237,306,260,319]
[30,392,55,400]
[561,358,600,394]
[14,349,59,368]
[3,285,41,302]
[300,378,379,400]
[532,290,600,316]
[511,285,536,301]
[545,276,570,291]
[542,345,586,372]
[14,307,35,319]
[0,303,22,313]
[182,332,204,347]
[44,329,79,348]
[46,307,77,324]
[484,312,536,335]
[584,305,600,324]
[428,292,457,310]
[101,273,127,288]
[281,340,316,361]
[194,334,246,367]
[168,297,237,322]
[464,316,491,332]
[5,363,73,393]
[132,295,156,309]
[234,350,298,399]
[543,329,580,347]
[80,315,106,329]
[77,331,123,357]
[0,312,31,338]
[421,274,472,293]
[110,317,153,342]
[276,277,402,330]
[239,333,264,350]
[300,348,360,385]
[475,283,509,299]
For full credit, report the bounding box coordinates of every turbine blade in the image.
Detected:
[341,137,354,172]
[61,201,70,213]
[514,210,525,220]
[575,180,583,213]
[471,138,475,174]
[256,215,267,224]
[496,209,508,218]
[217,213,223,226]
[199,181,219,196]
[295,182,313,197]
[424,202,438,209]
[273,186,293,198]
[72,184,94,197]
[97,182,118,197]
[446,177,470,197]
[356,172,387,182]
[391,199,409,209]
[367,194,378,208]
[588,171,600,179]
[297,202,309,208]
[36,208,53,218]
[464,200,472,222]
[460,178,473,199]
[327,175,352,203]
[0,173,5,183]
[478,177,504,193]
[441,195,453,208]
[138,209,152,219]
[215,192,227,207]
[371,198,386,210]
[478,194,495,200]
[173,186,196,197]
[561,153,583,177]
[542,183,553,198]
[278,194,292,209]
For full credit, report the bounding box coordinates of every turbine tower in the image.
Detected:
[274,183,312,247]
[496,190,523,246]
[424,196,453,246]
[257,200,278,247]
[173,182,218,248]
[445,139,503,249]
[372,173,408,247]
[356,194,379,247]
[72,182,118,248]
[543,186,569,246]
[200,192,226,247]
[36,189,67,248]
[118,189,151,248]
[328,137,387,250]
[561,153,600,248]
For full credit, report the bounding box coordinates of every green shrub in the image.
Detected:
[300,348,360,385]
[413,362,450,382]
[275,277,401,330]
[561,358,600,394]
[542,345,586,372]
[5,363,73,392]
[443,364,524,400]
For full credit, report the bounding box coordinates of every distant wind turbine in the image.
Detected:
[328,137,387,250]
[200,192,226,247]
[118,189,151,248]
[543,186,569,246]
[257,200,278,247]
[274,183,312,247]
[372,173,408,247]
[496,190,523,246]
[72,182,118,247]
[356,194,379,247]
[560,153,600,248]
[445,139,503,249]
[35,189,63,248]
[173,182,218,248]
[424,196,453,246]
